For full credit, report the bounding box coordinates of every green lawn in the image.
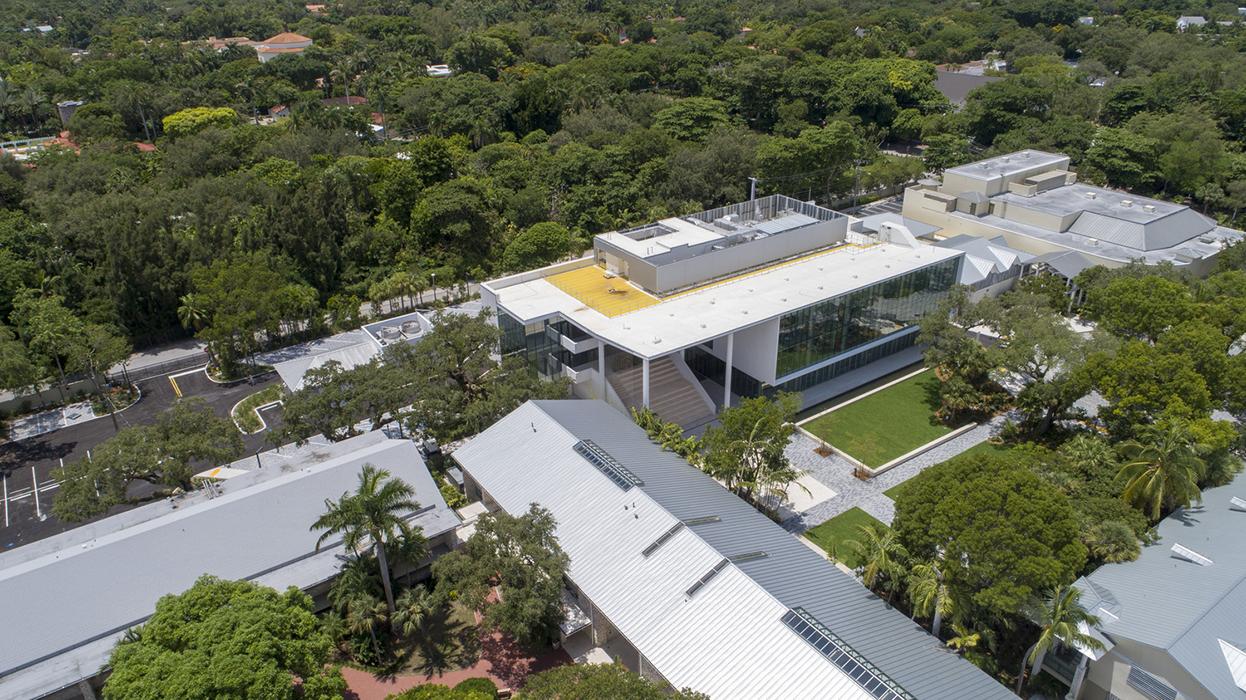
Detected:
[883,441,1012,502]
[804,507,889,568]
[231,384,284,433]
[800,371,950,467]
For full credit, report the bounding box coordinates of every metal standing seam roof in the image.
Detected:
[453,400,1012,700]
[0,433,457,694]
[1074,471,1246,700]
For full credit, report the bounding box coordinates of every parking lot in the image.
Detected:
[0,366,282,550]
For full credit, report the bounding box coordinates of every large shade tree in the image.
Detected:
[1116,421,1207,521]
[892,453,1087,626]
[433,504,568,647]
[103,576,346,700]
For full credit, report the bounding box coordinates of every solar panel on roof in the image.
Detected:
[685,558,729,597]
[573,439,644,491]
[781,607,915,700]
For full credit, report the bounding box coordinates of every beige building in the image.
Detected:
[254,31,313,63]
[901,150,1243,277]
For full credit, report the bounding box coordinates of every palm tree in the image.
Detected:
[1016,585,1104,693]
[846,524,908,602]
[1117,422,1206,521]
[394,586,439,638]
[177,293,207,331]
[343,591,388,660]
[311,464,422,620]
[908,560,952,637]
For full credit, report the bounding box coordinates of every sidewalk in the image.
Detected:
[5,401,97,442]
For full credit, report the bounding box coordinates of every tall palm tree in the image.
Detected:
[847,524,908,602]
[1117,422,1206,521]
[311,464,422,620]
[1016,585,1104,693]
[908,560,952,637]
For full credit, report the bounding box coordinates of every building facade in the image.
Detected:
[484,196,963,426]
[901,150,1244,277]
[453,400,1014,700]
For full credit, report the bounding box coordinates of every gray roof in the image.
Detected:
[0,432,457,696]
[944,150,1067,180]
[1074,471,1246,699]
[995,184,1216,252]
[462,400,1012,700]
[934,69,1003,106]
[1029,250,1095,279]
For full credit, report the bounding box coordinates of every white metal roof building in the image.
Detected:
[902,150,1244,275]
[483,197,964,423]
[1066,471,1246,700]
[453,400,1013,700]
[0,432,458,700]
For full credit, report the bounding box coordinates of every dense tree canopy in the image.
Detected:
[104,576,346,700]
[893,453,1087,624]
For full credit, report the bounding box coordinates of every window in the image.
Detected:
[573,440,644,491]
[685,558,730,597]
[1126,667,1178,700]
[642,522,685,557]
[774,257,959,377]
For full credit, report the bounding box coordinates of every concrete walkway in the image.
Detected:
[782,414,1009,533]
[4,401,98,442]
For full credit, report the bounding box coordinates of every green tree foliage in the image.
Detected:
[501,222,575,272]
[52,399,243,521]
[103,576,345,700]
[1082,275,1193,342]
[701,393,803,512]
[161,106,237,139]
[1117,421,1207,521]
[311,464,427,620]
[893,453,1087,624]
[1016,586,1103,693]
[521,663,708,700]
[653,97,731,142]
[433,505,568,647]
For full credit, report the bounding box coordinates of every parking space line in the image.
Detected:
[31,466,41,519]
[3,473,8,527]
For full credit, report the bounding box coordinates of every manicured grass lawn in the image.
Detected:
[804,507,888,568]
[883,441,1012,502]
[231,384,284,433]
[799,371,950,467]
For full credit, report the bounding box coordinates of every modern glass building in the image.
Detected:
[484,197,964,425]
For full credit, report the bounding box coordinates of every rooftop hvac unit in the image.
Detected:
[1085,192,1097,200]
[1120,199,1133,207]
[1143,204,1156,213]
[401,320,421,335]
[379,326,401,341]
[1230,495,1246,511]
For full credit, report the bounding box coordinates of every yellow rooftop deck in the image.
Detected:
[546,266,660,317]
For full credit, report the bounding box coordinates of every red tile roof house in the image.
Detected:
[254,32,313,63]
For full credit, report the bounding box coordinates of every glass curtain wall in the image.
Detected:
[498,311,595,377]
[775,257,959,378]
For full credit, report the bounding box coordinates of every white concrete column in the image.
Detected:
[722,333,734,411]
[642,357,650,408]
[1065,655,1089,700]
[597,340,607,400]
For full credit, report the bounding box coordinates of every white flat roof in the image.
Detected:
[492,242,962,359]
[945,150,1067,181]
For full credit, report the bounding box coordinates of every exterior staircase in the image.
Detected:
[609,355,716,429]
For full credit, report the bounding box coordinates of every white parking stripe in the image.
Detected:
[3,473,8,527]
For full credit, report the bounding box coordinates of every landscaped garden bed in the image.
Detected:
[799,370,954,468]
[803,507,888,568]
[231,384,284,433]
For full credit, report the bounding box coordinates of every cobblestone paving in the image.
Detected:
[782,414,1010,533]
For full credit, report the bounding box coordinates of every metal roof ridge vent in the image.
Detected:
[1229,495,1246,511]
[1171,542,1213,566]
[682,515,721,526]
